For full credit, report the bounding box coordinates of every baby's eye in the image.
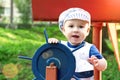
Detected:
[79,26,84,28]
[69,25,74,28]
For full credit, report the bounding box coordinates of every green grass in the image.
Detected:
[0,25,120,80]
[0,25,65,80]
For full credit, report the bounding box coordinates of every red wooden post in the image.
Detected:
[46,63,57,80]
[92,22,103,80]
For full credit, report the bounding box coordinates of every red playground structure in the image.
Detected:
[32,0,120,80]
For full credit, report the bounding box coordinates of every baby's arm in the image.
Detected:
[48,38,59,43]
[88,55,107,71]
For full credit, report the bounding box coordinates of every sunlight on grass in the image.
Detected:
[5,32,16,39]
[21,38,45,45]
[0,36,44,45]
[0,37,10,43]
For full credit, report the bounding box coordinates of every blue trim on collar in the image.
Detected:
[67,41,85,52]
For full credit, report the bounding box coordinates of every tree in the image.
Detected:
[14,0,32,24]
[0,1,4,18]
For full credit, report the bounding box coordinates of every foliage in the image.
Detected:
[0,0,4,15]
[14,0,32,24]
[102,53,120,80]
[0,24,63,79]
[0,6,4,17]
[0,24,120,80]
[0,26,44,79]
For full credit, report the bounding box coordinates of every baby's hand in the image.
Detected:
[48,38,59,43]
[88,55,99,67]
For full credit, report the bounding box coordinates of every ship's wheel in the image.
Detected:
[32,43,76,80]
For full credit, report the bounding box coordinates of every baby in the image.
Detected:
[48,8,107,80]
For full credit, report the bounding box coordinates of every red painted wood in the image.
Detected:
[46,63,57,80]
[92,22,103,80]
[32,0,120,22]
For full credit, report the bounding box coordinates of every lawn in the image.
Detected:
[0,24,120,80]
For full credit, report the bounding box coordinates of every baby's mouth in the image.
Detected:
[72,35,79,38]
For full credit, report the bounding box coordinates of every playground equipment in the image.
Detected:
[19,30,76,80]
[32,43,75,80]
[32,31,76,80]
[30,0,120,80]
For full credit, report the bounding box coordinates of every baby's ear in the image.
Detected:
[61,26,65,32]
[61,26,66,35]
[61,26,64,30]
[86,27,90,36]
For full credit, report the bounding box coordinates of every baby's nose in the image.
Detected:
[73,27,79,32]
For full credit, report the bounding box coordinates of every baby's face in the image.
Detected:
[62,19,90,45]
